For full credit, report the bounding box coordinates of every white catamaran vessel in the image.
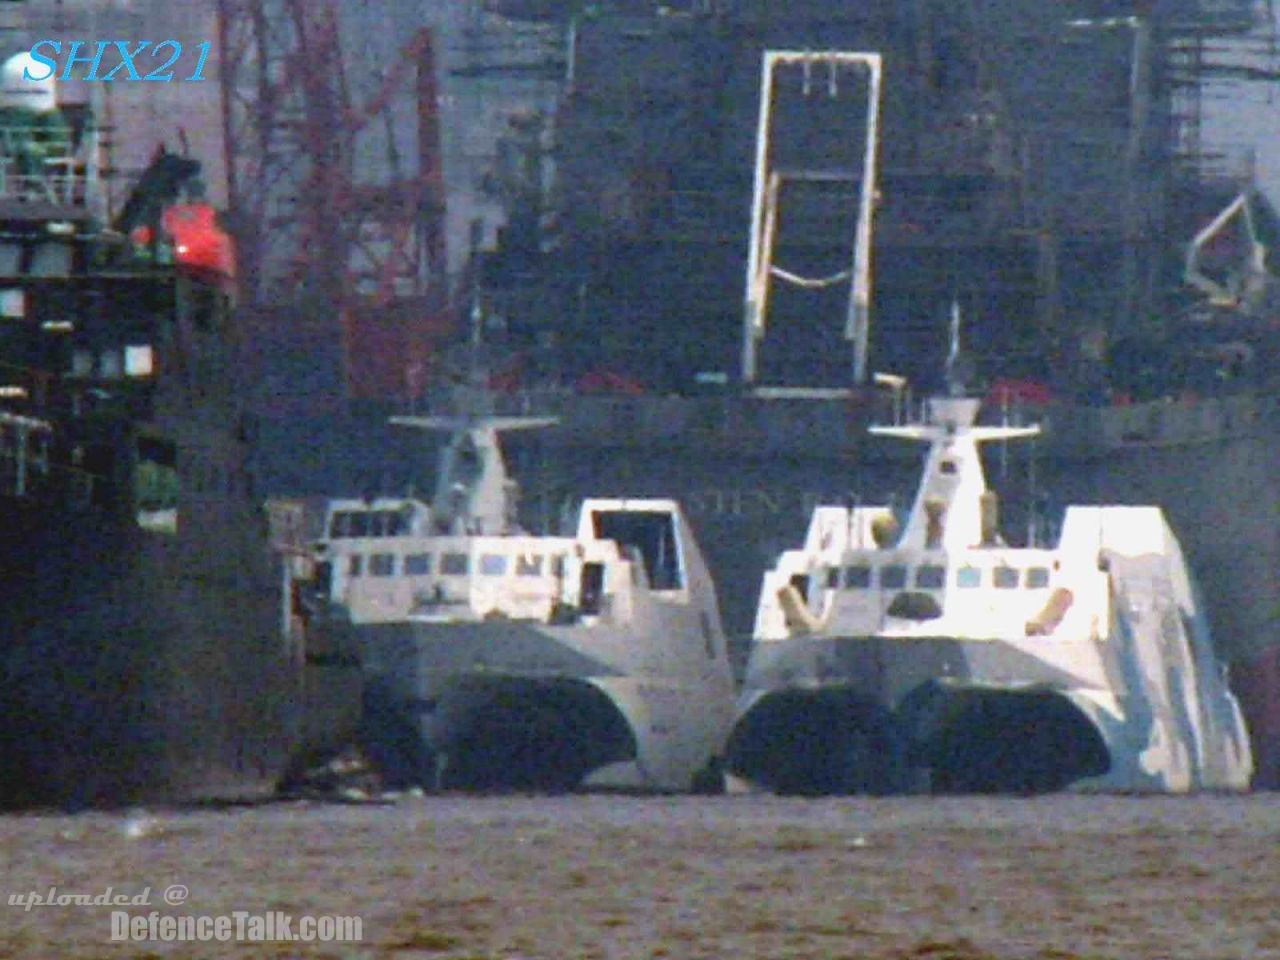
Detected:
[283,385,736,792]
[726,369,1254,794]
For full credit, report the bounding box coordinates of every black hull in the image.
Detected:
[0,500,300,809]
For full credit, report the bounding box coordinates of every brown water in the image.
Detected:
[3,794,1279,959]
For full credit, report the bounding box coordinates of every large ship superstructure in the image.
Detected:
[468,0,1280,394]
[0,39,305,806]
[284,382,736,792]
[719,47,1254,793]
[453,0,1280,784]
[727,381,1253,794]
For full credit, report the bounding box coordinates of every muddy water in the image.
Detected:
[3,794,1279,959]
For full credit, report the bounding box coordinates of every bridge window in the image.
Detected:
[441,553,469,576]
[880,565,907,589]
[480,554,507,576]
[580,562,605,614]
[916,564,946,589]
[347,512,371,538]
[844,564,872,588]
[347,554,363,577]
[1027,567,1050,589]
[370,553,395,577]
[957,566,982,588]
[329,511,360,538]
[404,553,431,575]
[994,566,1019,589]
[591,509,682,590]
[517,554,543,576]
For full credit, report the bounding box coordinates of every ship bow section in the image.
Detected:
[359,621,639,791]
[728,635,1116,795]
[728,683,904,795]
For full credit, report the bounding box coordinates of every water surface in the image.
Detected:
[3,794,1278,958]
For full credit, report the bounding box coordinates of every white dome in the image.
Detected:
[1,52,59,112]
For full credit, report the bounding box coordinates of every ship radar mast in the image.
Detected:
[389,304,555,536]
[871,304,1039,551]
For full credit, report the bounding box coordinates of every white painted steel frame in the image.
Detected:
[741,50,882,385]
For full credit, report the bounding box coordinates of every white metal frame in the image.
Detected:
[740,50,883,385]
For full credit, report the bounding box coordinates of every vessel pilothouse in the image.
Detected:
[285,381,736,792]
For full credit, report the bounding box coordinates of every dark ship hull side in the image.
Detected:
[0,250,330,811]
[0,482,299,809]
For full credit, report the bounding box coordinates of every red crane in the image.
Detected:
[217,0,449,402]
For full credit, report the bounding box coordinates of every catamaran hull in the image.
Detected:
[352,620,733,793]
[728,634,1253,795]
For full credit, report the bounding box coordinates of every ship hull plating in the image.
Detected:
[727,394,1252,796]
[353,619,732,793]
[729,635,1115,795]
[728,534,1254,797]
[0,504,295,808]
[255,393,1280,785]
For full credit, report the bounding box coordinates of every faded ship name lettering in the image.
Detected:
[683,489,849,518]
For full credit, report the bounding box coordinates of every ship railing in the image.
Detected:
[0,160,90,207]
[0,414,112,506]
[0,122,89,207]
[0,410,52,498]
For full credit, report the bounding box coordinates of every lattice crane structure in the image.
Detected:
[218,0,449,401]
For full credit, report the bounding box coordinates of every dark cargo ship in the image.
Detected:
[0,51,317,808]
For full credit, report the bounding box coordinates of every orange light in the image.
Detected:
[161,203,236,278]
